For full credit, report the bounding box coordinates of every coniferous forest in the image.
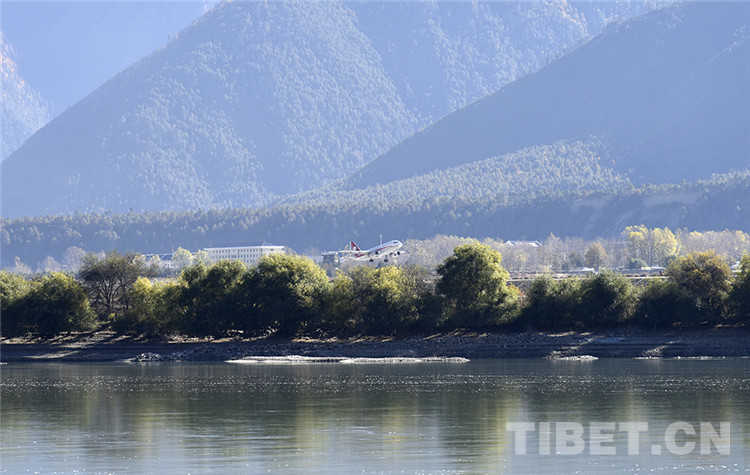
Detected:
[3,171,749,271]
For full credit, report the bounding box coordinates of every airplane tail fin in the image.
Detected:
[349,241,360,251]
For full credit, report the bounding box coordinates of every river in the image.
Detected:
[1,359,748,473]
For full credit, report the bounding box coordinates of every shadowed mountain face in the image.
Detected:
[345,1,750,190]
[1,0,649,218]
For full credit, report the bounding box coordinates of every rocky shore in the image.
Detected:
[2,327,748,362]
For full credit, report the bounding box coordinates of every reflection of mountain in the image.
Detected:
[1,1,650,218]
[0,33,49,159]
[347,2,750,190]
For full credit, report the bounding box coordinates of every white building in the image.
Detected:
[142,253,175,270]
[203,242,285,267]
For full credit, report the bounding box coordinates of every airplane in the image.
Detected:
[333,240,403,262]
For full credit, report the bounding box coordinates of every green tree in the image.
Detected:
[0,271,32,337]
[436,242,518,329]
[245,254,329,336]
[633,278,698,328]
[324,270,359,333]
[584,242,607,270]
[665,251,732,323]
[324,264,439,335]
[579,270,635,327]
[361,266,418,335]
[401,264,442,331]
[115,277,183,336]
[568,251,584,270]
[521,275,582,331]
[179,260,247,336]
[26,272,96,337]
[193,250,210,266]
[78,251,156,319]
[728,254,750,322]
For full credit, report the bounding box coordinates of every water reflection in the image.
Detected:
[1,359,748,473]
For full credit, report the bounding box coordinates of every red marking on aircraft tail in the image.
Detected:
[350,241,360,251]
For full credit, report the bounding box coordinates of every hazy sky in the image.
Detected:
[1,1,217,118]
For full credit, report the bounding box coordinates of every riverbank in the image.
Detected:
[2,327,748,362]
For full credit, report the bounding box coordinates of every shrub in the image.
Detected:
[436,242,519,329]
[0,271,32,337]
[27,272,96,337]
[245,254,330,336]
[633,278,699,327]
[114,277,183,336]
[579,270,636,328]
[522,275,582,331]
[728,254,750,323]
[665,251,731,323]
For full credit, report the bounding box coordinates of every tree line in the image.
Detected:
[2,244,749,339]
[402,227,749,272]
[3,170,749,271]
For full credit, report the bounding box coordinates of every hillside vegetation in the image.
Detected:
[347,2,749,189]
[282,140,631,208]
[1,1,651,217]
[2,171,749,270]
[0,32,49,159]
[2,1,746,268]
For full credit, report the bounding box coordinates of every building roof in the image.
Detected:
[505,240,542,247]
[204,242,283,250]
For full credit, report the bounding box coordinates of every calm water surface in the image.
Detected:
[1,359,748,473]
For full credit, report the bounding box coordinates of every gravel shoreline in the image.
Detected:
[2,328,748,362]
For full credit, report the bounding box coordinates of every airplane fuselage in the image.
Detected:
[343,240,403,261]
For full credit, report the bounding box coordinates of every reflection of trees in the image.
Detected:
[2,360,748,471]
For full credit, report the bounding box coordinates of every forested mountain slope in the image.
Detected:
[0,33,49,159]
[3,171,749,269]
[282,140,632,208]
[346,0,647,125]
[1,1,651,218]
[1,1,415,217]
[346,2,750,189]
[1,1,210,119]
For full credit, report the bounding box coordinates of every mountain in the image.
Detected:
[0,1,211,118]
[0,33,49,159]
[1,1,416,217]
[1,0,652,218]
[346,1,750,190]
[281,140,632,208]
[346,0,652,126]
